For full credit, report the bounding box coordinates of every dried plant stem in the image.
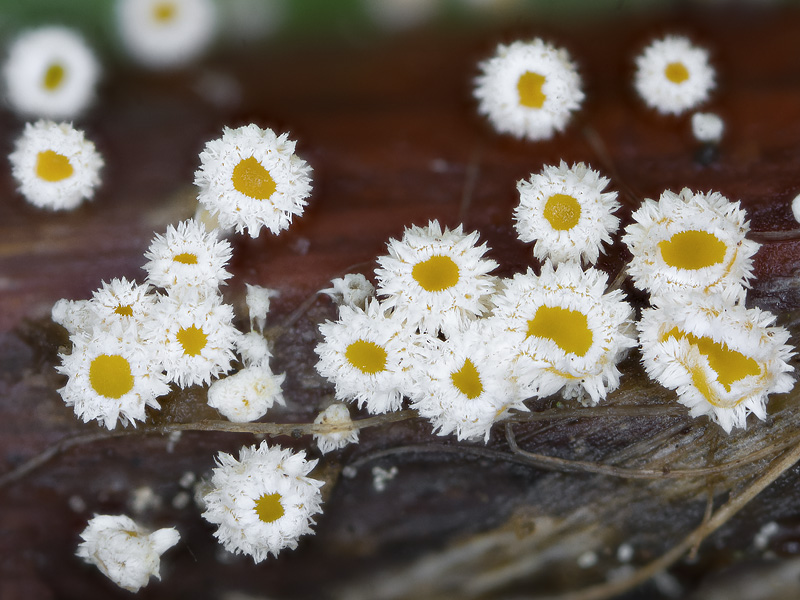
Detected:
[504,424,799,480]
[458,145,482,224]
[0,430,137,488]
[581,124,641,208]
[3,407,797,490]
[0,410,417,489]
[541,439,800,600]
[750,229,800,242]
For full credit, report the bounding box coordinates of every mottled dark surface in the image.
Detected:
[3,5,800,600]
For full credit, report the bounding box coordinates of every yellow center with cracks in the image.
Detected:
[527,306,593,357]
[153,2,176,22]
[451,358,483,399]
[177,325,208,356]
[232,156,277,200]
[43,63,65,90]
[658,230,726,271]
[173,252,198,265]
[254,493,284,523]
[664,62,690,84]
[345,340,387,375]
[543,194,581,231]
[517,71,547,109]
[36,150,73,182]
[89,354,134,399]
[412,255,460,292]
[664,328,760,401]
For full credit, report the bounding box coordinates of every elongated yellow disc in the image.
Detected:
[517,71,547,109]
[665,328,760,394]
[527,305,593,357]
[658,230,726,271]
[43,63,65,90]
[345,340,387,375]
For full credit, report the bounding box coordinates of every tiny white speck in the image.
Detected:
[172,490,192,510]
[68,495,86,513]
[179,471,196,489]
[291,237,311,255]
[617,542,634,563]
[577,551,597,568]
[754,521,780,551]
[130,486,161,514]
[430,159,449,173]
[372,466,398,492]
[342,466,357,479]
[653,571,684,599]
[167,431,182,453]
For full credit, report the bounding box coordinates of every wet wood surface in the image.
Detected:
[3,5,800,600]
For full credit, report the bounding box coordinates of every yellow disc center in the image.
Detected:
[543,194,582,231]
[43,63,65,91]
[254,493,284,523]
[232,156,277,200]
[153,2,176,22]
[664,61,690,84]
[527,305,593,357]
[658,230,727,271]
[89,354,134,399]
[177,325,208,356]
[450,358,483,399]
[173,252,198,265]
[345,339,387,375]
[35,150,74,182]
[412,255,460,292]
[665,328,760,397]
[114,304,133,317]
[517,71,547,109]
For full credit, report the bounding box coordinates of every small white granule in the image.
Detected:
[172,491,192,510]
[313,403,359,454]
[68,495,87,513]
[76,514,180,592]
[754,521,780,551]
[653,571,684,599]
[179,471,196,489]
[245,284,279,333]
[617,543,634,563]
[166,431,182,453]
[577,550,598,568]
[130,486,161,514]
[691,112,724,143]
[371,466,398,492]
